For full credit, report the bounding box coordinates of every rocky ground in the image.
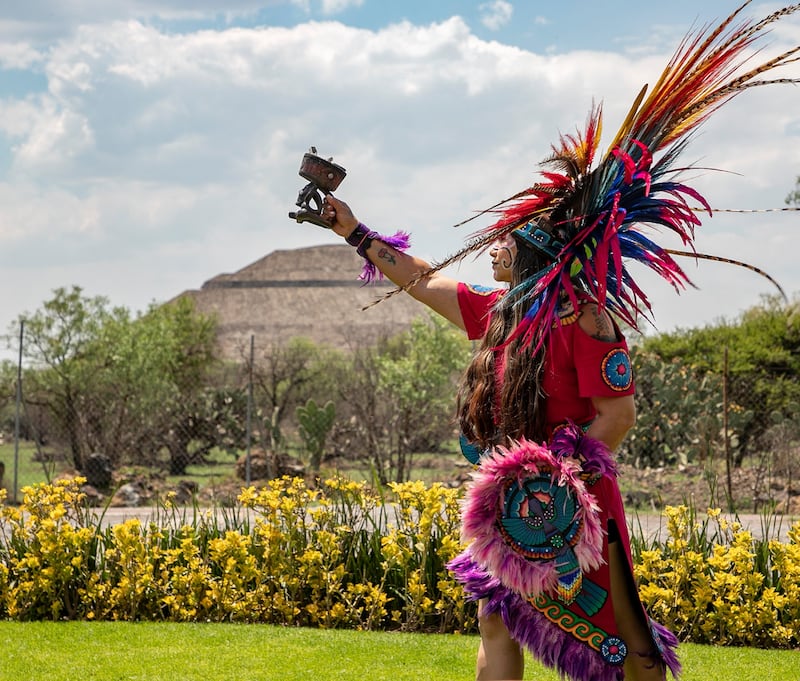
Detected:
[616,461,800,515]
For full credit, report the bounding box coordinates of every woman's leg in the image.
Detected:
[475,599,524,680]
[607,530,666,681]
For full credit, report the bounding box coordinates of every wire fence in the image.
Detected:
[623,346,800,513]
[2,327,799,513]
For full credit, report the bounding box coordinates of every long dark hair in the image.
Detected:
[457,236,553,448]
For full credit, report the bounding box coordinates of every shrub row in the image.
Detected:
[633,505,800,648]
[0,477,471,632]
[1,477,799,648]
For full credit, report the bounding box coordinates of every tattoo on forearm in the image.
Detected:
[378,247,397,267]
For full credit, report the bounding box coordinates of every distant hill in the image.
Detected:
[174,244,429,360]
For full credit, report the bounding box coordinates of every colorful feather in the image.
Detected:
[372,3,798,340]
[666,249,788,301]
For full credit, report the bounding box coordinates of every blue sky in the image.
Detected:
[0,1,798,356]
[155,1,698,51]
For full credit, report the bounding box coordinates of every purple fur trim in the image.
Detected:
[447,549,500,601]
[650,618,682,678]
[460,436,605,597]
[358,230,411,283]
[550,421,617,476]
[502,591,625,681]
[450,552,621,681]
[449,551,681,681]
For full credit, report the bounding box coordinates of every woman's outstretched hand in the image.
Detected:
[323,195,359,238]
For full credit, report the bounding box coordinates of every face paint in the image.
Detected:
[490,235,517,283]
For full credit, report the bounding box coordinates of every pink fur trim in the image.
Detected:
[461,437,606,598]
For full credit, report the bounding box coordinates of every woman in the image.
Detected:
[449,222,671,681]
[323,197,670,680]
[316,9,797,678]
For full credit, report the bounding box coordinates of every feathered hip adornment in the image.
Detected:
[447,423,683,680]
[458,422,614,602]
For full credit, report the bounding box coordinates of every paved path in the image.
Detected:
[2,504,796,543]
[626,511,797,543]
[93,507,798,542]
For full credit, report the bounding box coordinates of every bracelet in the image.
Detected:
[345,222,369,246]
[345,222,376,258]
[344,222,412,284]
[356,234,373,259]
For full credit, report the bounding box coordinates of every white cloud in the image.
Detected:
[479,1,513,31]
[0,94,94,174]
[0,9,797,353]
[0,41,44,69]
[320,0,365,15]
[0,98,42,138]
[14,106,94,172]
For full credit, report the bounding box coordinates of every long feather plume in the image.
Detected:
[366,4,798,329]
[690,206,800,213]
[666,249,787,301]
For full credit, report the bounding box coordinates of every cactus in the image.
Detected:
[297,399,336,475]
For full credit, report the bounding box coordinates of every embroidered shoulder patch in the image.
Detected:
[601,348,633,391]
[465,283,498,296]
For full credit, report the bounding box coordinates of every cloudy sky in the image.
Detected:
[0,0,798,357]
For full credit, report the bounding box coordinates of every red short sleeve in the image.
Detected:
[457,282,503,340]
[573,327,635,397]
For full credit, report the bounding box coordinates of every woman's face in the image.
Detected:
[490,234,517,283]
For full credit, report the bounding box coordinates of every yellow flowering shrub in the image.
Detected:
[634,505,800,648]
[205,530,259,621]
[1,478,96,620]
[100,518,164,620]
[4,478,798,647]
[0,489,8,617]
[381,481,471,632]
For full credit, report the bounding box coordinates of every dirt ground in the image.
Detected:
[422,454,800,516]
[71,452,800,517]
[614,461,800,515]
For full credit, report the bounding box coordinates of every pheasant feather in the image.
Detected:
[463,2,798,347]
[368,4,797,333]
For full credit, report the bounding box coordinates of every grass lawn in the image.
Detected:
[0,438,469,505]
[0,440,57,498]
[0,622,798,681]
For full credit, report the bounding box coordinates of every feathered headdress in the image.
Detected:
[386,1,800,347]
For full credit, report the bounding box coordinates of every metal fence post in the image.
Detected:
[723,345,733,511]
[12,320,24,504]
[245,334,254,486]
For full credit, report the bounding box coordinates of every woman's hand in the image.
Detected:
[323,195,359,238]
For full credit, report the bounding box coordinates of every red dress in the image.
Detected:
[457,282,634,432]
[452,283,678,681]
